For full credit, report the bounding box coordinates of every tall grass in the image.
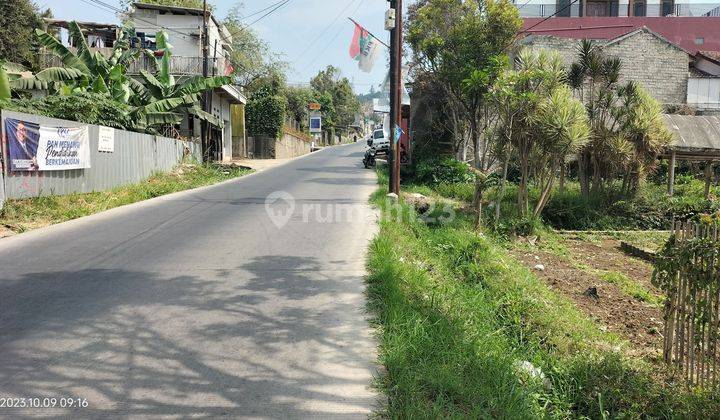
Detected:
[0,164,251,232]
[367,176,720,417]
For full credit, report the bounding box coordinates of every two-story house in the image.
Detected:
[513,0,720,112]
[515,0,720,17]
[128,2,246,161]
[41,3,247,161]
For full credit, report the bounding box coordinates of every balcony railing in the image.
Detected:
[515,2,720,17]
[39,52,230,77]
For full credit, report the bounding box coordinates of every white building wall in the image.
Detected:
[131,8,227,58]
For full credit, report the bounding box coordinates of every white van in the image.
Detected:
[368,128,390,152]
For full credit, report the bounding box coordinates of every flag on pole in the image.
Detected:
[394,126,404,143]
[349,23,381,73]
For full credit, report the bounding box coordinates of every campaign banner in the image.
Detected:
[5,118,41,171]
[37,124,90,170]
[5,118,91,171]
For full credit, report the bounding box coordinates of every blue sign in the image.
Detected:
[309,116,322,133]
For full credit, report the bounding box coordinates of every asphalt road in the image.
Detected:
[0,142,380,417]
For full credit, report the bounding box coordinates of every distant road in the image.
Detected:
[0,142,379,417]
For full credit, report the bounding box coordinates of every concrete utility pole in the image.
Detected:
[387,0,402,195]
[201,0,209,162]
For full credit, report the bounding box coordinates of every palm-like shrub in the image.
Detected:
[569,39,673,197]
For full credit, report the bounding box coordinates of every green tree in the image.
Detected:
[0,0,47,67]
[492,49,589,218]
[310,65,359,130]
[223,4,287,87]
[569,40,672,197]
[284,86,315,131]
[407,0,521,169]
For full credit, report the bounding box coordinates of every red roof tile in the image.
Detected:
[522,17,720,54]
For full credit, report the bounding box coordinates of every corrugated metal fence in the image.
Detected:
[0,110,201,204]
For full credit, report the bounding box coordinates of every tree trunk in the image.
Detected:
[578,151,590,198]
[591,155,602,197]
[518,149,530,217]
[471,116,481,170]
[495,152,510,227]
[534,162,558,218]
[474,179,483,229]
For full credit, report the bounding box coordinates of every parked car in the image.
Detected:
[368,128,389,152]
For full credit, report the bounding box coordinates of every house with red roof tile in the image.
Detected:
[517,15,720,110]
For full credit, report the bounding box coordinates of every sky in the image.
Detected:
[36,0,397,94]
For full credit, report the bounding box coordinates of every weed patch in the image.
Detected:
[0,164,251,233]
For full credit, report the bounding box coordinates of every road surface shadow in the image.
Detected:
[0,261,378,417]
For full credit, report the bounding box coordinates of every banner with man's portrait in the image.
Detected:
[5,118,90,171]
[5,118,40,171]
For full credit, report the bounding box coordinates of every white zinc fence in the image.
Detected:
[0,110,201,206]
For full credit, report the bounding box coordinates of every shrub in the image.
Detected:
[0,92,134,130]
[246,94,287,138]
[415,157,474,185]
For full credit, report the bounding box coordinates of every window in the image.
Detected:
[556,0,572,16]
[695,37,705,45]
[633,1,646,16]
[662,0,674,15]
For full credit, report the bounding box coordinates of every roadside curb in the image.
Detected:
[0,146,335,248]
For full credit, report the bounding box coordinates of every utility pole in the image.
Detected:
[390,0,402,195]
[200,0,209,162]
[386,0,402,195]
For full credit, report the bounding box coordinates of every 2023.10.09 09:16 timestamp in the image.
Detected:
[0,397,89,408]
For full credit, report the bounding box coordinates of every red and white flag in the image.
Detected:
[349,23,381,73]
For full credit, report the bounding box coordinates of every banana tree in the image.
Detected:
[2,61,86,93]
[34,22,145,102]
[130,30,231,130]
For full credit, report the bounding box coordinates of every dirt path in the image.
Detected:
[511,236,664,360]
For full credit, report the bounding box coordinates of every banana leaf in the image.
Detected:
[139,69,167,99]
[35,29,91,74]
[2,62,29,74]
[0,66,11,99]
[128,77,150,103]
[142,94,197,114]
[10,77,49,90]
[68,21,95,72]
[111,81,131,104]
[175,75,231,96]
[188,105,224,128]
[91,76,109,94]
[144,111,183,126]
[155,31,173,85]
[35,67,85,82]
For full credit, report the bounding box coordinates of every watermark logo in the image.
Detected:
[265,191,295,228]
[264,190,457,228]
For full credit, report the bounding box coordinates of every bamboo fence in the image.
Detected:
[662,219,720,387]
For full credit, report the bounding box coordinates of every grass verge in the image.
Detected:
[366,176,720,417]
[0,163,252,233]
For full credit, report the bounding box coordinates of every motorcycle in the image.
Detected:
[363,147,377,168]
